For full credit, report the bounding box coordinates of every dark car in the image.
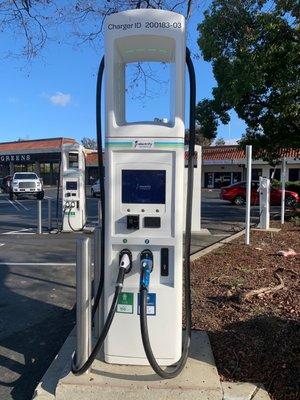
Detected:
[1,175,12,193]
[220,181,299,207]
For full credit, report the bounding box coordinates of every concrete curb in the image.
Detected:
[32,329,76,400]
[190,229,245,261]
[222,382,271,400]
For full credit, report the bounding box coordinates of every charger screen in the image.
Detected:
[66,181,77,190]
[122,170,166,204]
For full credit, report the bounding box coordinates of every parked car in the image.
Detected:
[220,181,299,207]
[9,172,44,200]
[1,175,12,193]
[91,179,100,197]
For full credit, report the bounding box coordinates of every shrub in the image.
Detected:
[271,180,300,195]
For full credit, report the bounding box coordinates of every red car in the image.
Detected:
[220,181,299,207]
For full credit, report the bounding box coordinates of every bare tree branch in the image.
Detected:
[186,0,193,19]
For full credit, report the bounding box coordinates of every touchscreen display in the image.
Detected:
[122,170,166,204]
[66,181,77,190]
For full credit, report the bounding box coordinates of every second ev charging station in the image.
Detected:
[72,9,196,379]
[258,176,270,230]
[61,143,86,232]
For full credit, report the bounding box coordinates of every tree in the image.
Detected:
[185,127,213,146]
[1,0,195,59]
[81,137,97,150]
[215,137,225,146]
[197,0,300,163]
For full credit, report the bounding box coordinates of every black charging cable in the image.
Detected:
[138,47,196,379]
[72,250,132,375]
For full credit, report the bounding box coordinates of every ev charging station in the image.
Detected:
[103,9,185,366]
[258,176,270,230]
[61,143,86,232]
[72,9,196,380]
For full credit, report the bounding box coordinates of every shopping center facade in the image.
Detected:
[0,137,299,187]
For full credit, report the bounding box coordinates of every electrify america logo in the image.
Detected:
[133,140,154,149]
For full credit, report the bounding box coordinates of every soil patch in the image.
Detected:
[191,222,299,400]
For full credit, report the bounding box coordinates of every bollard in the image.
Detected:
[93,227,102,337]
[75,237,92,371]
[37,200,42,234]
[48,198,52,231]
[245,145,252,245]
[281,157,286,225]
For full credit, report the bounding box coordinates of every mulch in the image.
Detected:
[191,221,299,400]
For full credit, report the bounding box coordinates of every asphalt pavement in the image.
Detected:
[0,187,281,400]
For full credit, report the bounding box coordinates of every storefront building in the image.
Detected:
[202,146,300,188]
[0,138,75,185]
[1,138,299,187]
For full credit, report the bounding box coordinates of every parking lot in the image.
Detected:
[0,187,280,400]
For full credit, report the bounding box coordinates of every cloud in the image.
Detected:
[49,92,71,107]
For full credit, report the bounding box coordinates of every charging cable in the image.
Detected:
[72,250,132,375]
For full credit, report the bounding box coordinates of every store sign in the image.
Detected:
[0,152,60,164]
[0,154,31,163]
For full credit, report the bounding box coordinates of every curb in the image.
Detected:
[190,229,245,261]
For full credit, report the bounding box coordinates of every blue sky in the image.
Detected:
[0,4,246,145]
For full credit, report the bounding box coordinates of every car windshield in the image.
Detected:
[14,173,38,180]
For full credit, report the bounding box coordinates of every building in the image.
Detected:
[1,138,299,187]
[202,146,300,188]
[0,138,75,185]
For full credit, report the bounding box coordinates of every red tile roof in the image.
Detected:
[86,152,103,166]
[203,146,245,160]
[0,137,75,152]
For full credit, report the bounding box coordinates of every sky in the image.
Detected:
[0,2,246,145]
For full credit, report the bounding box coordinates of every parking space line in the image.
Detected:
[2,228,35,235]
[7,199,21,211]
[15,200,29,211]
[0,262,76,266]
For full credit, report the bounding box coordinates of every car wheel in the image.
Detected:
[233,195,245,206]
[36,191,44,200]
[285,196,296,208]
[91,189,96,198]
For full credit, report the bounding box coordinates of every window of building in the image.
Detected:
[40,163,51,185]
[204,172,214,188]
[252,169,262,180]
[232,172,242,184]
[289,168,300,181]
[214,172,231,188]
[270,168,281,181]
[14,164,27,172]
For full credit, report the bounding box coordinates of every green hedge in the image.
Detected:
[271,180,300,195]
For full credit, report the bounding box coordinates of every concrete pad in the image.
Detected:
[222,382,271,400]
[191,228,211,236]
[190,229,245,261]
[35,331,223,400]
[32,329,76,400]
